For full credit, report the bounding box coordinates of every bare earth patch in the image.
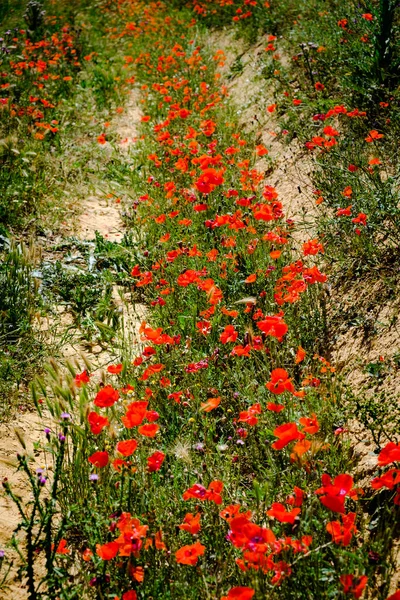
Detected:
[214,30,315,242]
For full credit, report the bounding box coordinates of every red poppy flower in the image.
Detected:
[138,423,159,437]
[183,480,223,504]
[177,269,201,287]
[238,403,261,426]
[231,344,252,357]
[74,370,90,387]
[122,592,137,600]
[142,346,156,358]
[368,158,381,166]
[315,473,354,513]
[303,266,327,284]
[253,203,274,221]
[88,451,109,468]
[175,541,205,565]
[245,273,257,284]
[271,423,305,450]
[299,413,320,434]
[113,458,127,472]
[168,391,183,404]
[266,402,285,412]
[54,539,69,554]
[140,363,164,381]
[145,410,160,422]
[107,364,123,374]
[200,397,221,412]
[147,450,165,472]
[219,505,252,524]
[371,468,400,490]
[194,203,208,212]
[116,439,138,457]
[221,588,255,600]
[337,205,352,216]
[295,346,306,364]
[82,548,93,562]
[365,129,383,142]
[196,317,212,335]
[207,480,223,504]
[286,486,305,507]
[129,565,144,583]
[302,239,324,256]
[352,213,367,226]
[194,168,224,194]
[96,541,119,560]
[94,386,120,408]
[266,368,294,394]
[340,574,368,598]
[256,144,268,156]
[88,412,109,435]
[220,325,238,344]
[139,323,162,341]
[131,265,141,277]
[154,530,166,551]
[121,401,148,428]
[290,438,311,460]
[179,512,201,534]
[266,502,301,524]
[257,313,288,339]
[326,512,357,546]
[227,515,276,552]
[200,119,216,136]
[377,442,400,466]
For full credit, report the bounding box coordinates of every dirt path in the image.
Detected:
[0,91,142,597]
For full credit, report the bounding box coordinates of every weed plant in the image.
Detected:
[0,0,133,412]
[0,241,44,416]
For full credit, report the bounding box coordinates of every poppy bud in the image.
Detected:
[109,521,117,533]
[368,551,380,563]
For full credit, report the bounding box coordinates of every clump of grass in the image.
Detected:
[0,0,136,415]
[0,241,44,416]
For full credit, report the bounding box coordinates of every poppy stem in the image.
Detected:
[291,540,333,565]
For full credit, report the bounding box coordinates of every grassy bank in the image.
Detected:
[0,0,133,414]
